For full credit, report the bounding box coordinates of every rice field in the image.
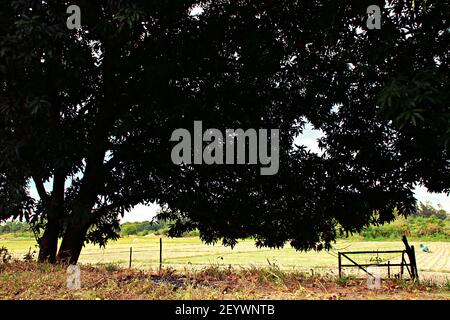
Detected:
[2,235,449,282]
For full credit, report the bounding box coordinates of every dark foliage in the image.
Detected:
[0,0,448,263]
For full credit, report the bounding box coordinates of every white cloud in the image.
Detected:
[122,203,160,222]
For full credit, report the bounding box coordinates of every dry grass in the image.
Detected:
[0,260,449,300]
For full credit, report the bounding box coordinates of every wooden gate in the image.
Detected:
[338,236,419,281]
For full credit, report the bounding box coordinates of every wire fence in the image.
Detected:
[7,238,450,283]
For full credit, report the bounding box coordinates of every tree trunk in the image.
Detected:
[37,221,59,263]
[56,224,90,265]
[35,172,66,264]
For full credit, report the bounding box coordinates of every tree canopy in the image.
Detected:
[0,0,449,264]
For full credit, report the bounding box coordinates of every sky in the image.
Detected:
[29,124,449,222]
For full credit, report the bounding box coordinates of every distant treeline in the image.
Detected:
[358,202,449,241]
[0,219,198,237]
[360,215,450,241]
[1,202,448,240]
[0,221,32,235]
[120,220,168,236]
[412,201,449,220]
[120,220,199,237]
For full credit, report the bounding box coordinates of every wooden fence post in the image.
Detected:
[410,245,419,282]
[159,238,162,274]
[129,247,132,269]
[402,236,419,281]
[338,252,342,278]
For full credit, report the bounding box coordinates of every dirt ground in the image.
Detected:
[0,261,449,300]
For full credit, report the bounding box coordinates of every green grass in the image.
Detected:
[2,235,449,282]
[0,236,402,267]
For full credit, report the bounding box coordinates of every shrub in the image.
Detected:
[0,247,12,264]
[360,214,449,240]
[0,221,31,235]
[120,221,167,236]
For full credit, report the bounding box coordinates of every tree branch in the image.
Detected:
[32,176,50,202]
